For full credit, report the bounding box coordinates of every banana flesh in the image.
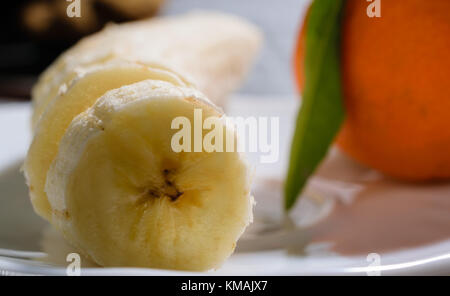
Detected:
[46,80,253,270]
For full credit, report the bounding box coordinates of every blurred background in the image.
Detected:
[0,0,310,100]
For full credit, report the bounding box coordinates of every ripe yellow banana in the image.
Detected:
[31,11,262,130]
[24,12,260,271]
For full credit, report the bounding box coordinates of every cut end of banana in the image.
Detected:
[45,80,253,271]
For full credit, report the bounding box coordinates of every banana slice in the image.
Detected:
[45,79,253,270]
[25,61,190,220]
[31,11,262,129]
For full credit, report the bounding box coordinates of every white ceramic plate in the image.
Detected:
[0,97,449,276]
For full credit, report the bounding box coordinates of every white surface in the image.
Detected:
[0,98,449,276]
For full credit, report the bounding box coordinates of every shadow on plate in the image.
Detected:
[238,149,450,256]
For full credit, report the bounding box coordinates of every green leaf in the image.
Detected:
[284,0,345,211]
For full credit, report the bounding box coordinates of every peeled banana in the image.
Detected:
[24,12,260,271]
[46,80,253,270]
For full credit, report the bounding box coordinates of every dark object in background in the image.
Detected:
[0,0,164,99]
